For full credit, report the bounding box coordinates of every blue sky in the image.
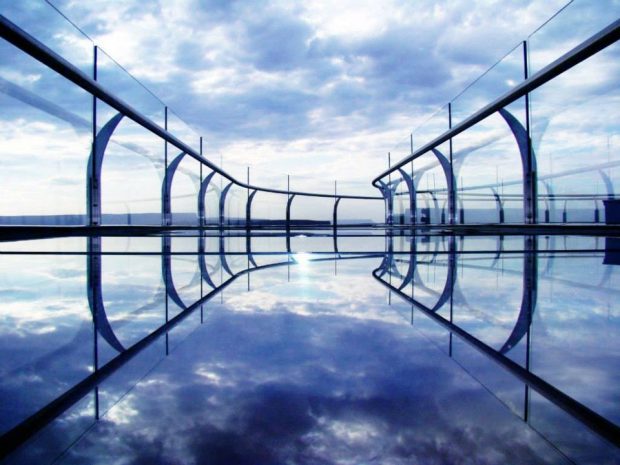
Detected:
[32,0,574,190]
[0,0,618,216]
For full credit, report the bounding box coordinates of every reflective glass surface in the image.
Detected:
[0,231,618,464]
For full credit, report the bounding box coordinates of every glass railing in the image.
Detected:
[377,0,620,225]
[0,0,376,227]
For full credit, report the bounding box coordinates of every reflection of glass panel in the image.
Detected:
[0,254,91,434]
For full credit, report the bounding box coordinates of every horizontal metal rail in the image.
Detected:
[372,18,620,187]
[0,15,380,201]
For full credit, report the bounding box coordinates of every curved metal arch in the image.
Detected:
[87,112,124,225]
[219,182,234,226]
[430,148,456,224]
[598,169,614,200]
[198,171,217,225]
[87,237,126,353]
[498,108,537,223]
[378,179,402,224]
[398,169,416,224]
[162,151,187,225]
[490,187,505,223]
[541,180,555,223]
[246,189,258,228]
[286,193,296,227]
[162,235,187,310]
[333,197,343,254]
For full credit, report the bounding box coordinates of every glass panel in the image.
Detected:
[451,44,524,126]
[527,0,620,75]
[0,39,90,224]
[453,105,526,224]
[531,42,620,224]
[170,155,200,225]
[1,0,93,74]
[98,101,164,225]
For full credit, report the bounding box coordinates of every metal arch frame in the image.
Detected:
[246,189,258,228]
[87,113,124,226]
[397,168,416,224]
[430,148,456,225]
[286,193,296,230]
[198,171,217,226]
[219,182,234,227]
[498,108,537,224]
[333,197,343,253]
[490,187,505,224]
[162,151,186,226]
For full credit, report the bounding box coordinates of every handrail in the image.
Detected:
[372,18,620,187]
[0,15,380,201]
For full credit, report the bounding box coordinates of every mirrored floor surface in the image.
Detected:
[0,230,618,464]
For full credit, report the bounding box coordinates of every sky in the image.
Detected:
[0,0,618,217]
[26,0,573,190]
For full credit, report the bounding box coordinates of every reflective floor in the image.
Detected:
[0,230,618,464]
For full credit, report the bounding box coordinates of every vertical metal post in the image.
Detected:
[523,234,537,421]
[448,103,456,225]
[409,134,415,225]
[333,180,338,230]
[523,41,537,224]
[163,106,169,226]
[247,167,250,226]
[199,137,203,226]
[387,153,393,225]
[89,45,99,226]
[286,174,291,230]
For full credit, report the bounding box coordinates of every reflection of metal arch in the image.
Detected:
[499,238,536,354]
[198,235,217,288]
[87,237,126,353]
[381,234,534,355]
[162,236,187,310]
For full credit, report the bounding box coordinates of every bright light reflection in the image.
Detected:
[293,252,312,267]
